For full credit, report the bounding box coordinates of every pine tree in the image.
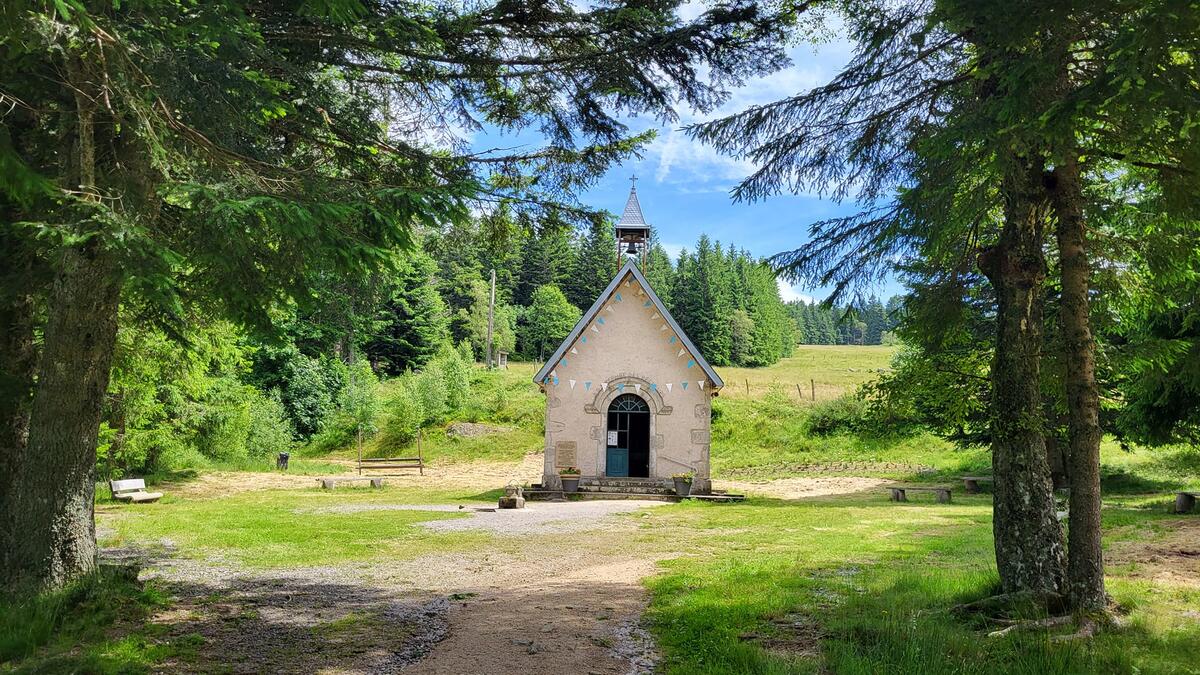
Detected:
[365,253,449,375]
[566,218,617,309]
[517,285,581,361]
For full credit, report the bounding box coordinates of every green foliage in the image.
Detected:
[516,285,581,360]
[415,361,449,426]
[378,384,425,449]
[364,252,449,376]
[433,343,472,411]
[803,393,870,435]
[0,568,170,671]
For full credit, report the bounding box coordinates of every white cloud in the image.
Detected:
[660,242,686,260]
[777,277,815,304]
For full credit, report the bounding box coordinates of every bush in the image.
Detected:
[434,343,471,412]
[246,392,294,458]
[192,378,254,462]
[415,361,448,425]
[456,339,475,365]
[805,393,870,435]
[378,384,425,449]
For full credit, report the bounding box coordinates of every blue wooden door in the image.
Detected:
[606,447,629,477]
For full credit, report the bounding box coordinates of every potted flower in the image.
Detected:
[559,467,581,493]
[671,472,694,497]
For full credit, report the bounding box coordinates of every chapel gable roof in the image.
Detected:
[532,259,724,390]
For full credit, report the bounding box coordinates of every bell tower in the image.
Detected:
[614,175,651,270]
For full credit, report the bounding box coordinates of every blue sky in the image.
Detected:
[468,25,904,303]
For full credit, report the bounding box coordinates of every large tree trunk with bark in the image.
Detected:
[0,230,39,588]
[977,157,1068,598]
[1050,155,1106,612]
[6,242,121,589]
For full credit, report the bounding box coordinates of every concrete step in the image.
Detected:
[578,484,678,495]
[584,479,672,489]
[524,489,679,503]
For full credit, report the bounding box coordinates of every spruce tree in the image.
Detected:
[365,253,450,375]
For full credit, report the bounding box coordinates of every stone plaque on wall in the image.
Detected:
[555,441,578,468]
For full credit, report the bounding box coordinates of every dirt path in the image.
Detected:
[111,472,884,673]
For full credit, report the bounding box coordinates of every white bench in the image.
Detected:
[316,476,385,489]
[109,478,163,503]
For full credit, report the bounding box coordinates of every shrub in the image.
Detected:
[456,339,475,365]
[378,384,424,449]
[191,378,253,462]
[415,361,448,425]
[246,392,294,458]
[805,393,870,435]
[434,343,471,412]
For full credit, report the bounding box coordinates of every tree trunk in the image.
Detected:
[1050,155,1106,612]
[977,157,1068,598]
[0,231,38,588]
[6,241,121,590]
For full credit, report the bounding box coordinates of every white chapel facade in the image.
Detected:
[533,186,724,493]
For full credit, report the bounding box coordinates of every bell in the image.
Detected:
[626,242,639,255]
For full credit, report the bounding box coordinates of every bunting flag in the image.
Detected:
[570,347,577,354]
[553,377,559,385]
[560,358,568,367]
[601,382,608,391]
[698,380,705,390]
[677,348,687,358]
[687,359,695,369]
[666,383,673,393]
[682,381,689,390]
[584,381,592,391]
[606,304,615,312]
[616,383,625,391]
[624,279,631,287]
[569,379,576,390]
[651,312,660,320]
[669,336,677,344]
[643,300,652,307]
[551,369,557,378]
[615,293,623,302]
[597,317,606,325]
[590,325,599,333]
[634,383,641,393]
[660,324,668,332]
[581,336,588,344]
[650,383,657,392]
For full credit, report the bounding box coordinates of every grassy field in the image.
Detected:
[8,346,1198,673]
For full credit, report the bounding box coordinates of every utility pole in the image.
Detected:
[486,268,496,369]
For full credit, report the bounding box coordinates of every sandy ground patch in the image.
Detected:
[164,452,545,498]
[1106,518,1200,589]
[306,500,668,536]
[715,475,889,500]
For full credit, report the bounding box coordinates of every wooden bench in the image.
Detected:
[1175,491,1200,514]
[888,485,952,504]
[316,476,385,489]
[961,476,993,494]
[109,478,163,503]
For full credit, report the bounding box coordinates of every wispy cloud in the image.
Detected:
[777,277,817,304]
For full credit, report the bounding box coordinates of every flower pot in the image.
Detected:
[561,477,580,493]
[673,478,692,497]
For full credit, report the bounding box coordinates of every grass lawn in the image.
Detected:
[644,492,1200,674]
[98,486,498,568]
[715,345,897,401]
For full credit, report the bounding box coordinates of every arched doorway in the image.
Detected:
[606,394,650,477]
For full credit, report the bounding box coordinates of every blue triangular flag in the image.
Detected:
[615,293,623,302]
[682,381,689,390]
[581,336,588,344]
[616,383,625,391]
[687,359,695,369]
[643,300,652,307]
[584,381,592,391]
[561,358,568,367]
[597,317,606,325]
[552,377,559,385]
[669,336,677,344]
[650,383,657,391]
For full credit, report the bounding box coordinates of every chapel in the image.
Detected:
[533,184,723,494]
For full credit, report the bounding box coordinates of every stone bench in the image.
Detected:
[888,485,952,504]
[961,476,993,494]
[1175,491,1199,514]
[316,477,384,489]
[109,478,163,503]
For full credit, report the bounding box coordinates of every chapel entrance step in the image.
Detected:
[577,485,678,496]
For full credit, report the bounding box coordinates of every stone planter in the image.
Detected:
[561,476,580,493]
[673,478,692,497]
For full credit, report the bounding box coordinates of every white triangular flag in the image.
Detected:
[570,347,577,354]
[660,324,668,331]
[600,382,608,391]
[699,380,706,390]
[634,383,641,393]
[569,379,576,389]
[666,383,673,392]
[606,304,615,312]
[651,312,660,320]
[551,369,557,378]
[677,348,687,357]
[590,325,599,333]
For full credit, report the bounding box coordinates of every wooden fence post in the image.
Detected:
[811,379,815,401]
